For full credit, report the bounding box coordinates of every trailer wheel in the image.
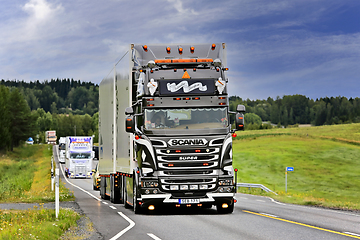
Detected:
[123,178,131,209]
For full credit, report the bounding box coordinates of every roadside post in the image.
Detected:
[51,156,54,191]
[285,167,294,193]
[55,168,59,219]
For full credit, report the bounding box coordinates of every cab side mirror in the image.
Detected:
[125,115,135,133]
[125,107,135,133]
[125,107,134,115]
[235,104,245,131]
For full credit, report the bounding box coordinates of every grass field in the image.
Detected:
[0,144,78,239]
[233,123,360,210]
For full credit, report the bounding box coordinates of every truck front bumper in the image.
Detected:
[138,192,235,208]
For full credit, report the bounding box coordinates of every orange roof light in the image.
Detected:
[172,59,196,63]
[155,59,171,64]
[190,46,195,53]
[143,45,148,52]
[197,58,213,63]
[154,58,212,64]
[178,47,183,55]
[166,46,171,54]
[211,44,216,50]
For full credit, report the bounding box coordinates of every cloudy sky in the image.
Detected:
[1,0,359,100]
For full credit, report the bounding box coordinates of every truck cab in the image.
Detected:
[99,43,245,214]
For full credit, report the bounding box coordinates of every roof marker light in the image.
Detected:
[190,46,195,53]
[178,46,183,54]
[143,45,148,52]
[166,46,171,54]
[212,44,216,50]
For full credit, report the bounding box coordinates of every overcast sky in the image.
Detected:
[1,0,359,100]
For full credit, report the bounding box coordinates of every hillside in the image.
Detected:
[232,123,360,210]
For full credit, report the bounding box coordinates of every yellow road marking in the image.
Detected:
[243,210,360,239]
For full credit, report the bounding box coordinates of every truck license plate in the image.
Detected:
[179,199,200,204]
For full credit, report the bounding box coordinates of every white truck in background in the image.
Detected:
[65,136,94,178]
[58,137,66,164]
[45,130,57,145]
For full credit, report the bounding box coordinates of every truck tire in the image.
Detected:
[133,177,142,214]
[123,177,131,209]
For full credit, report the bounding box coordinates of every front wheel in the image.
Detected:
[133,179,142,214]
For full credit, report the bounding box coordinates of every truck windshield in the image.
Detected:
[70,153,91,159]
[144,107,228,130]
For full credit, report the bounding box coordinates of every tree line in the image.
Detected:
[1,79,99,115]
[2,79,360,150]
[0,81,99,151]
[230,95,360,129]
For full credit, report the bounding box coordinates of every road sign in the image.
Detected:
[286,167,294,172]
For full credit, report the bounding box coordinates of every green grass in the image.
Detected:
[0,207,80,240]
[0,144,78,239]
[233,123,360,210]
[0,144,74,203]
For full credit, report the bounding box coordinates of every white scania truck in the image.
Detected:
[98,43,245,213]
[65,136,94,178]
[58,137,66,164]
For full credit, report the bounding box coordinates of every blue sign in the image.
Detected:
[287,167,294,172]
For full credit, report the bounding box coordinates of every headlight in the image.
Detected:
[141,181,159,188]
[219,179,233,186]
[170,185,179,190]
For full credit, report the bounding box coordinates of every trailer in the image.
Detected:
[65,136,94,178]
[45,130,57,145]
[98,43,245,213]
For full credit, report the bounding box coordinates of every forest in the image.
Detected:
[1,78,360,151]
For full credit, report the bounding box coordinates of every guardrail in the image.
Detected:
[237,183,278,195]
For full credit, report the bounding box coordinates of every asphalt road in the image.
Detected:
[53,146,360,240]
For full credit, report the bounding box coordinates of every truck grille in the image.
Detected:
[155,147,220,171]
[75,166,86,176]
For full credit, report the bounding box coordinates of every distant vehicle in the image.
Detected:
[93,146,99,160]
[92,163,100,190]
[26,137,34,145]
[58,137,66,164]
[45,131,57,145]
[98,43,245,214]
[65,136,94,178]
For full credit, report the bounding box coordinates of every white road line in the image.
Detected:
[268,197,286,205]
[109,212,135,240]
[109,206,117,210]
[260,213,278,218]
[256,200,265,202]
[58,162,101,201]
[344,232,360,237]
[147,233,162,240]
[57,154,135,240]
[102,202,109,205]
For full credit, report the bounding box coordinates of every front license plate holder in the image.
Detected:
[179,199,200,204]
